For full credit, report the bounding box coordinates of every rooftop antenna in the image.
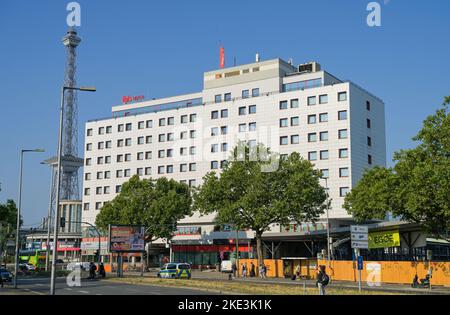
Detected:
[288,58,294,65]
[255,53,260,63]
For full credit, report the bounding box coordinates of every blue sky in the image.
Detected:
[0,0,449,226]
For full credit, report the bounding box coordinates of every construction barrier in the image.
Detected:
[318,259,450,286]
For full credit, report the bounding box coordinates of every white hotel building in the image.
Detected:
[81,58,386,263]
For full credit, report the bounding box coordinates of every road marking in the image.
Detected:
[25,289,45,296]
[36,284,44,286]
[65,288,73,291]
[78,290,89,294]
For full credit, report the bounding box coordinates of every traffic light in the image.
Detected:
[60,217,66,228]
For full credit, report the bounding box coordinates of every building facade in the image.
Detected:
[81,58,386,265]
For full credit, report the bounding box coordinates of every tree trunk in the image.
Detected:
[256,232,264,274]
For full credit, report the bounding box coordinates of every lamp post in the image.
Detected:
[324,177,332,261]
[14,148,45,289]
[50,86,96,296]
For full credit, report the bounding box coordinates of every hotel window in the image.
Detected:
[320,131,329,141]
[117,155,123,162]
[87,129,93,136]
[248,140,257,148]
[368,154,373,165]
[180,131,188,139]
[190,130,196,139]
[252,88,260,97]
[340,167,349,178]
[339,148,349,158]
[308,133,317,142]
[105,171,111,179]
[106,141,112,149]
[215,94,222,103]
[291,99,299,108]
[159,118,166,126]
[211,127,219,136]
[138,121,145,129]
[279,101,288,110]
[98,127,105,135]
[366,101,371,111]
[145,151,152,160]
[167,149,173,157]
[308,151,317,161]
[95,202,102,210]
[319,113,328,123]
[280,118,288,128]
[158,166,165,174]
[125,154,131,162]
[249,105,257,114]
[97,157,104,165]
[224,93,231,102]
[249,122,257,131]
[116,185,122,193]
[190,114,197,122]
[167,133,174,141]
[291,135,300,144]
[159,134,166,142]
[158,150,166,158]
[280,136,289,146]
[118,124,124,132]
[307,96,316,106]
[97,172,103,180]
[167,165,174,174]
[340,187,350,197]
[220,160,228,169]
[125,138,132,146]
[338,92,347,102]
[86,158,92,166]
[180,164,188,173]
[367,119,371,129]
[145,167,152,175]
[242,90,250,99]
[98,142,104,150]
[84,188,91,196]
[106,126,112,134]
[116,170,123,178]
[367,136,372,147]
[320,150,329,160]
[308,115,317,124]
[291,116,299,126]
[321,169,329,179]
[181,115,188,124]
[105,156,111,164]
[117,139,124,147]
[86,143,92,151]
[221,109,228,118]
[190,146,196,156]
[189,180,196,187]
[83,203,90,211]
[239,107,247,116]
[104,186,110,194]
[339,129,348,139]
[319,94,328,104]
[168,117,175,125]
[189,163,196,171]
[338,110,348,120]
[138,137,144,145]
[211,144,219,153]
[180,147,187,156]
[211,161,219,169]
[239,124,247,133]
[137,168,143,176]
[146,120,153,128]
[211,111,219,120]
[126,123,132,131]
[85,173,91,181]
[146,136,153,144]
[221,143,228,152]
[137,152,144,160]
[124,169,131,177]
[221,126,228,135]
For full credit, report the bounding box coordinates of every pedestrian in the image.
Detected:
[316,265,329,295]
[98,262,106,279]
[242,262,247,278]
[295,264,301,278]
[0,274,3,288]
[250,262,256,277]
[232,262,237,278]
[89,262,97,280]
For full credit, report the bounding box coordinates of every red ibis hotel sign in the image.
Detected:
[122,95,145,104]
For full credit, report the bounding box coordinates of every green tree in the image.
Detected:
[0,199,21,261]
[344,98,450,236]
[194,142,327,266]
[95,176,192,243]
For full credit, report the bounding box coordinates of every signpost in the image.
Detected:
[351,225,368,292]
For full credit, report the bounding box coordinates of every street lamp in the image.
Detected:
[14,148,45,288]
[50,86,96,295]
[323,177,332,261]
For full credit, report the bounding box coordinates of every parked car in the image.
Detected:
[157,263,191,279]
[220,260,233,273]
[0,268,13,282]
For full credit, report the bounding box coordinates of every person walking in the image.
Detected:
[242,262,247,278]
[232,262,237,278]
[316,265,329,295]
[98,262,106,279]
[89,262,97,280]
[250,262,256,277]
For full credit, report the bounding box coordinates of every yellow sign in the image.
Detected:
[368,230,400,249]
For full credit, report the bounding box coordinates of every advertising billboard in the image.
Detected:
[109,225,145,253]
[368,230,400,249]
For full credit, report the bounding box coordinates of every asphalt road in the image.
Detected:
[1,277,218,295]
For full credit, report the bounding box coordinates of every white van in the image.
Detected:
[220,260,233,273]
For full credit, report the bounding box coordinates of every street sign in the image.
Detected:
[357,256,364,270]
[351,233,369,241]
[351,225,369,249]
[351,225,368,233]
[351,241,369,249]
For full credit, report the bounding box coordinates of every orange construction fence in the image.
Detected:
[318,259,450,286]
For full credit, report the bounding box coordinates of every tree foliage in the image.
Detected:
[0,199,20,255]
[95,176,192,242]
[344,98,450,236]
[194,142,327,265]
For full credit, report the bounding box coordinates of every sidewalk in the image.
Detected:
[120,269,450,295]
